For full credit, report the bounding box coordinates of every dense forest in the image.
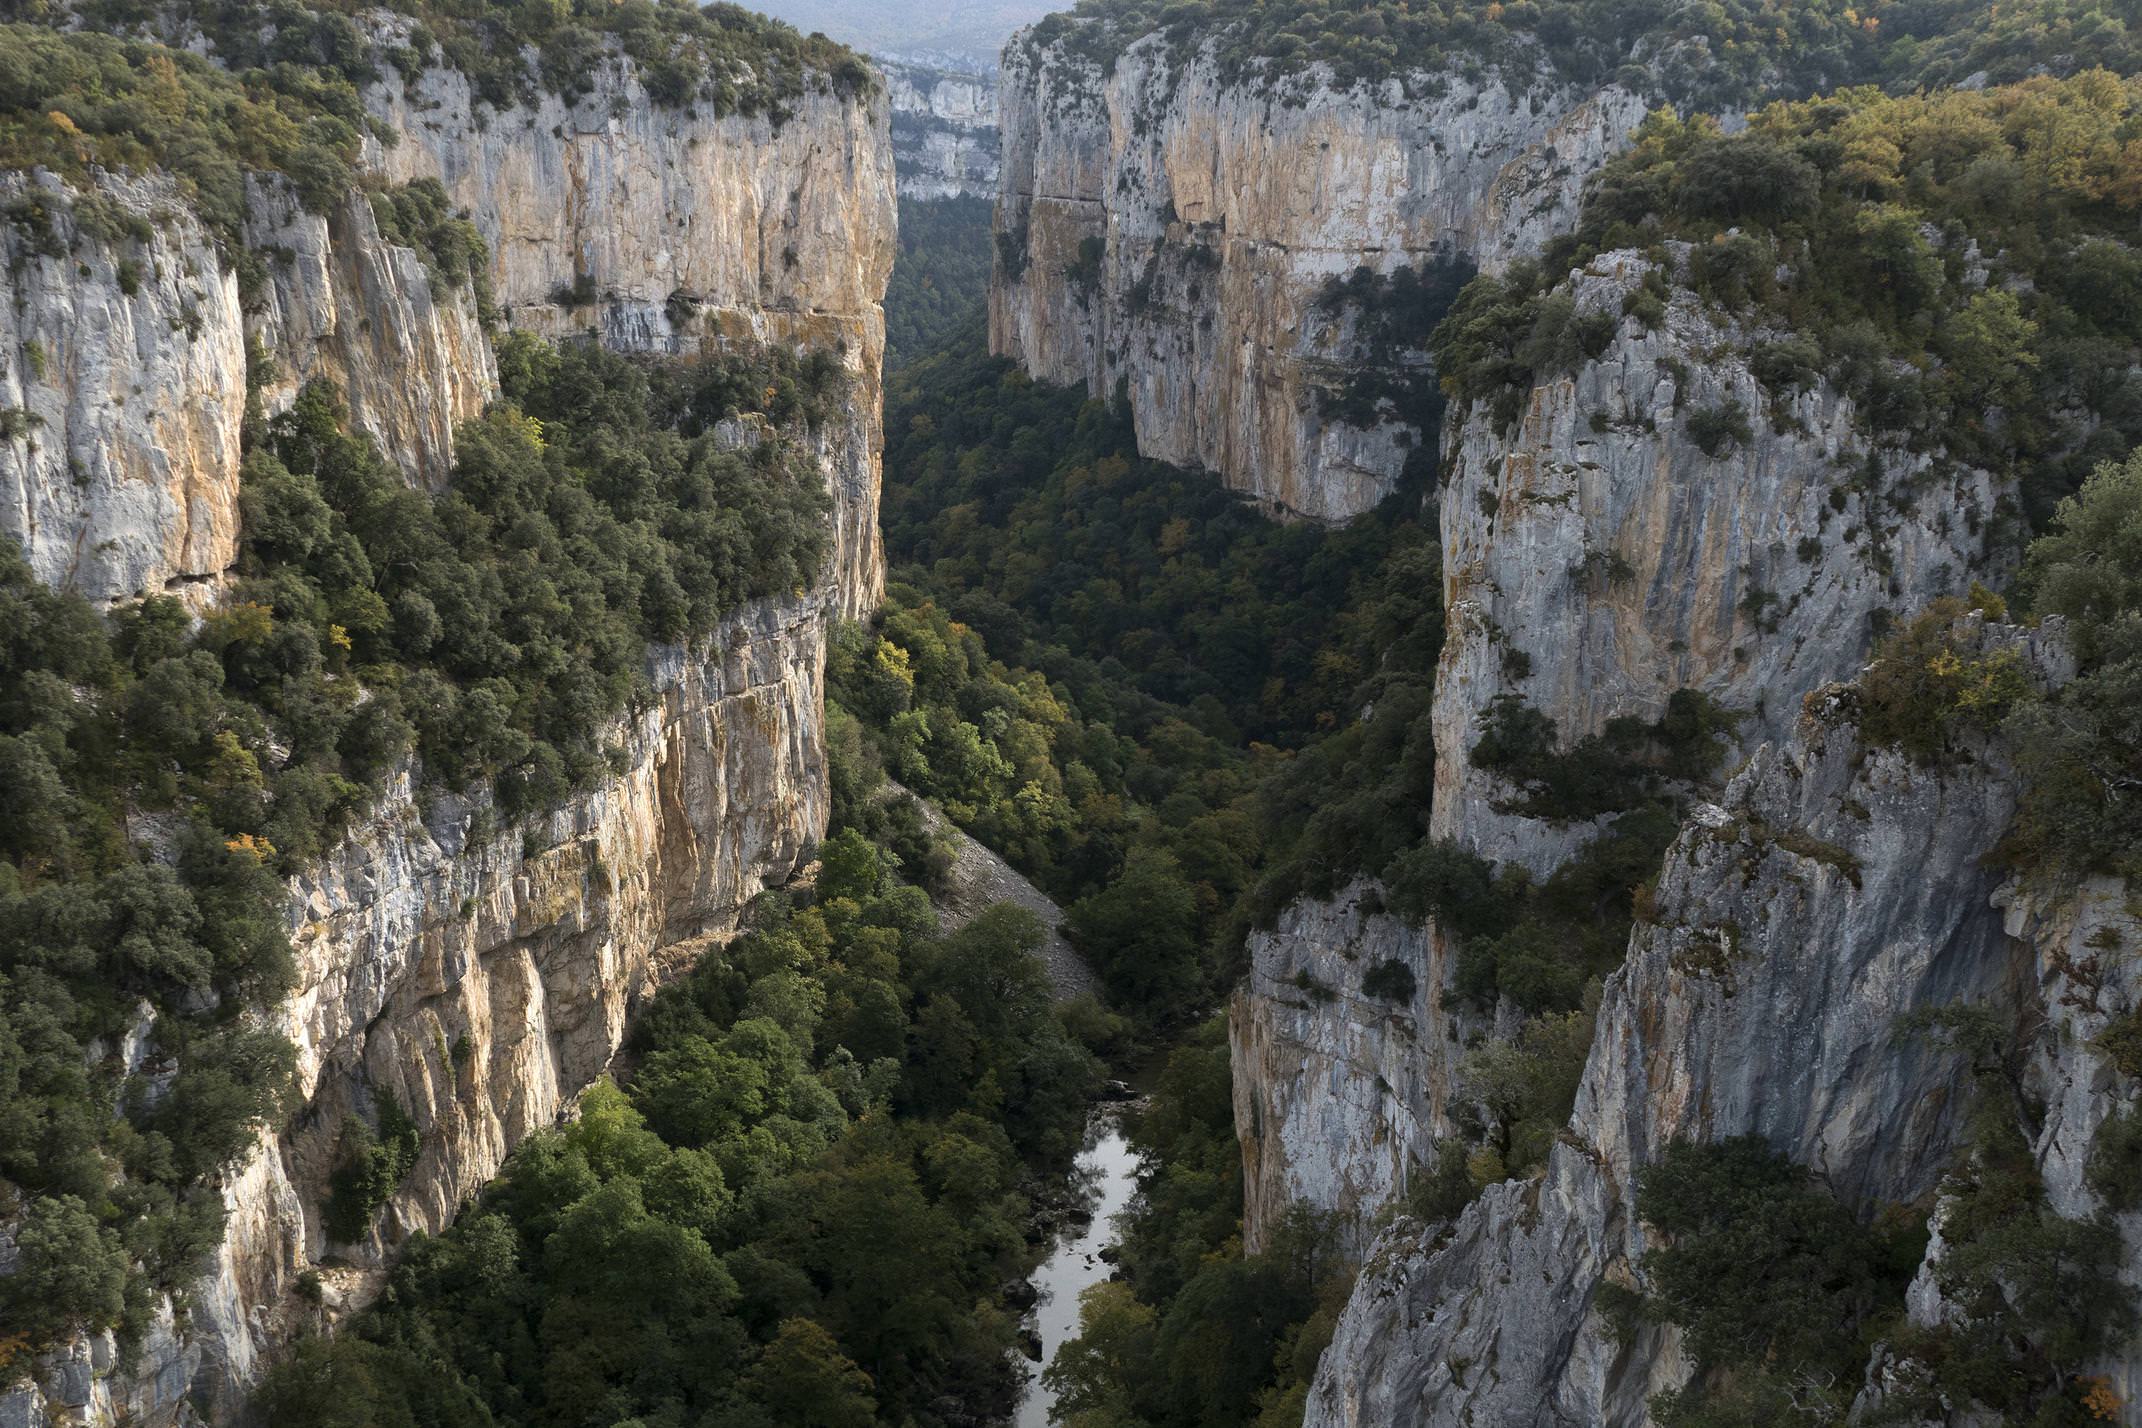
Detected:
[884,196,996,370]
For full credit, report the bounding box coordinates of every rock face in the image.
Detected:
[244,179,499,491]
[359,25,895,613]
[1230,249,2001,1254]
[1304,633,2070,1426]
[0,34,894,1428]
[1229,883,1470,1256]
[989,28,1644,519]
[0,171,247,609]
[1433,249,1996,875]
[880,58,1000,200]
[0,165,499,610]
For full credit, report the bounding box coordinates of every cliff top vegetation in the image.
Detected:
[1017,0,2142,112]
[1433,69,2142,530]
[156,0,876,115]
[0,0,873,241]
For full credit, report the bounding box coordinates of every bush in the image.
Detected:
[1623,1137,1919,1421]
[322,1095,420,1244]
[1360,959,1417,1002]
[0,1196,130,1345]
[1856,598,2033,765]
[1683,400,1752,458]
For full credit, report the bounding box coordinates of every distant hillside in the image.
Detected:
[749,0,1055,64]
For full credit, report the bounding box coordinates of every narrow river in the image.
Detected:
[1015,1114,1143,1427]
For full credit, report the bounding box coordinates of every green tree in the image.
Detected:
[0,1194,128,1343]
[742,1318,877,1428]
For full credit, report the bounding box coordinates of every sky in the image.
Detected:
[746,0,1060,66]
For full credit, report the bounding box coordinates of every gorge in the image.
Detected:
[2,2,2141,1427]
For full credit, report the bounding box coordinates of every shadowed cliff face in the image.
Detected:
[989,29,1643,521]
[0,28,893,1427]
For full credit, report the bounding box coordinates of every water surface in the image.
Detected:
[1015,1115,1142,1427]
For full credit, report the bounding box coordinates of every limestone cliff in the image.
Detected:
[0,171,246,609]
[880,58,1000,201]
[1231,248,2000,1254]
[0,165,497,610]
[1301,625,2142,1426]
[3,598,834,1428]
[989,26,1643,519]
[1229,883,1463,1256]
[1433,249,1996,875]
[359,20,895,612]
[0,25,893,1428]
[243,178,499,492]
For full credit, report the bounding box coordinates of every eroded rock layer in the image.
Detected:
[989,30,1643,519]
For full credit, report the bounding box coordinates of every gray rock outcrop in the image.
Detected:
[989,27,1644,519]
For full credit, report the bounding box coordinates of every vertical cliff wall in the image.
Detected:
[989,28,1643,519]
[881,58,1000,200]
[0,165,499,611]
[1302,626,2141,1426]
[1431,249,1996,874]
[0,171,247,609]
[1230,246,2003,1259]
[0,31,894,1428]
[359,24,894,612]
[243,179,499,492]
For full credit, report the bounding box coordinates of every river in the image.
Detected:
[1015,1113,1143,1427]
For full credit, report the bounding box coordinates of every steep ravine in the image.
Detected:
[0,35,893,1428]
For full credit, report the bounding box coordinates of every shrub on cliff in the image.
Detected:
[2005,452,2142,879]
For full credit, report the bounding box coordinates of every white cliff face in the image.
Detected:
[0,166,498,611]
[358,35,892,611]
[989,30,1644,519]
[0,171,246,608]
[1305,634,2062,1427]
[244,179,498,490]
[1230,250,2002,1253]
[1434,250,1998,875]
[880,58,1000,200]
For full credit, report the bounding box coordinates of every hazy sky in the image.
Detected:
[748,0,1060,64]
